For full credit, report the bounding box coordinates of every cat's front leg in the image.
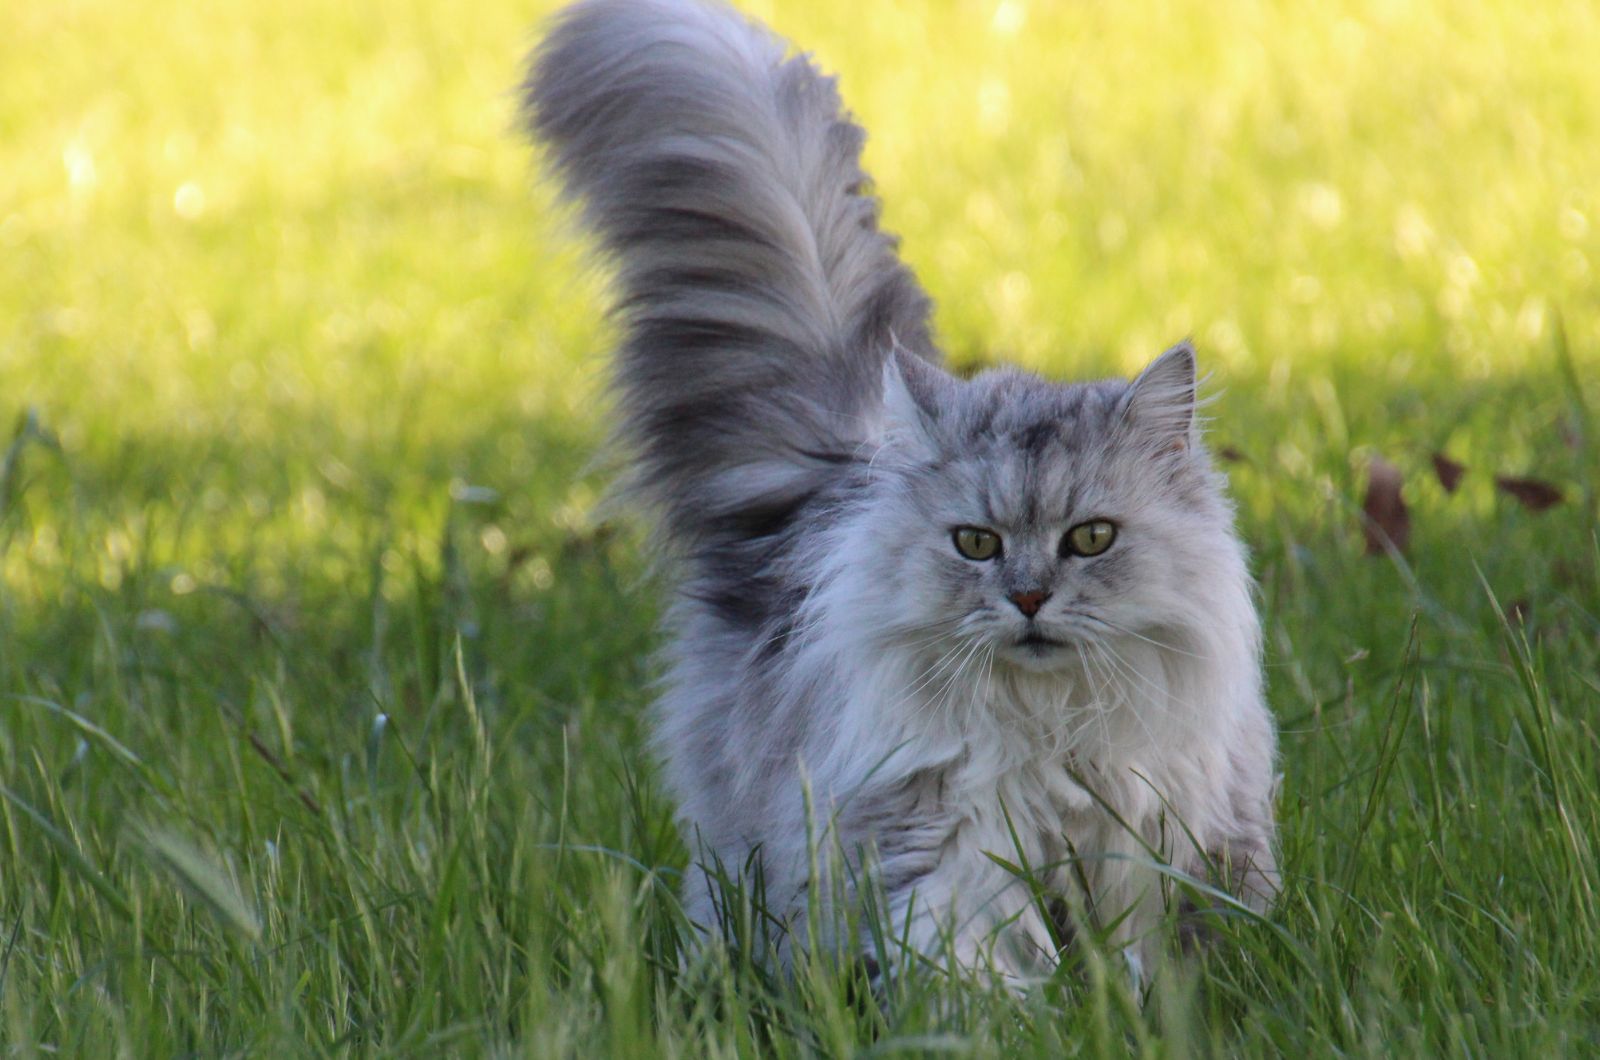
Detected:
[881,844,1061,990]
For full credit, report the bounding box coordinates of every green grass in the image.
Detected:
[3,0,1599,1053]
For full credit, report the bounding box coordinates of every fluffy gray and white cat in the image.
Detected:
[524,0,1278,983]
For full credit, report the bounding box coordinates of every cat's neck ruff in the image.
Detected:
[806,619,1201,804]
[889,638,1176,762]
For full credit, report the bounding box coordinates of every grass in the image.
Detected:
[3,0,1599,1053]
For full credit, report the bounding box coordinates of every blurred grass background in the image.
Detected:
[2,0,1598,1053]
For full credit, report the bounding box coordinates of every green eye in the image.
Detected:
[952,526,1002,561]
[1063,520,1117,557]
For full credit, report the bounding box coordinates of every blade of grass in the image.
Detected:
[0,786,133,922]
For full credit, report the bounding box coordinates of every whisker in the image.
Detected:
[1091,642,1162,752]
[1090,616,1208,660]
[1086,645,1118,753]
[1098,640,1187,711]
[898,640,974,705]
[932,637,987,723]
[892,616,985,655]
[979,644,997,719]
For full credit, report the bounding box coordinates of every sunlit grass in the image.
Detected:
[2,0,1598,1053]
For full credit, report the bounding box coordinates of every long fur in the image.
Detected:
[526,0,934,549]
[525,0,1278,983]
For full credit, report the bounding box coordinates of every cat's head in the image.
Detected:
[858,342,1247,674]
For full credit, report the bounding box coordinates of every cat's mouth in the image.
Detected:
[1015,632,1067,649]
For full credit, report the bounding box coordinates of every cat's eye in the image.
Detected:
[952,526,1002,561]
[1062,520,1117,557]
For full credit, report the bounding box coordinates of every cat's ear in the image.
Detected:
[878,345,952,454]
[1123,341,1199,453]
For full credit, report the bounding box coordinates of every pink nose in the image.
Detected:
[1009,590,1049,618]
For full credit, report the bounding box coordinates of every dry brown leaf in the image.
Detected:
[1363,456,1410,555]
[1218,445,1248,464]
[1495,475,1564,512]
[1431,452,1465,493]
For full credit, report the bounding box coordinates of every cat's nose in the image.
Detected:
[1008,589,1050,618]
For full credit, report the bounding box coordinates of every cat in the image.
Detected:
[523,0,1279,984]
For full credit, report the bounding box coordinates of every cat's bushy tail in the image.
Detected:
[524,0,935,549]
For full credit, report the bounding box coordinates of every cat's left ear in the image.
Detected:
[1123,341,1199,454]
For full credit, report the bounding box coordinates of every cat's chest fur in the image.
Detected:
[939,663,1171,850]
[841,647,1184,876]
[828,656,1190,969]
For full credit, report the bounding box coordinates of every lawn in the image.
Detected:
[2,0,1598,1053]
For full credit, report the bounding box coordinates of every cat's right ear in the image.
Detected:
[878,346,951,456]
